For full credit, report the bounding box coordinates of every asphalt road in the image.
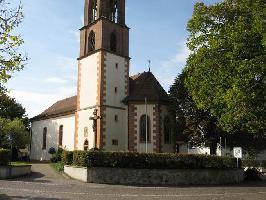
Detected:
[0,164,266,200]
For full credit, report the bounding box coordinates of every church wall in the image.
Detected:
[135,104,156,153]
[160,105,175,153]
[30,114,75,161]
[76,109,95,150]
[79,53,99,109]
[103,107,128,151]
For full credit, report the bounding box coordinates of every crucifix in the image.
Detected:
[148,59,151,72]
[89,109,102,148]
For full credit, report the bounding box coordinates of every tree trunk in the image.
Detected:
[210,140,217,155]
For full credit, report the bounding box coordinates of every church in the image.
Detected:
[30,0,175,161]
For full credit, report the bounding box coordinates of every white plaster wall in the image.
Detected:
[105,52,127,107]
[104,108,127,151]
[76,109,95,150]
[30,114,75,161]
[135,104,155,153]
[160,105,175,153]
[79,53,99,109]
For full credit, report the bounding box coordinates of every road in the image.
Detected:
[0,164,266,200]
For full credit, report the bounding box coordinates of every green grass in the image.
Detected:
[50,162,64,173]
[9,162,31,166]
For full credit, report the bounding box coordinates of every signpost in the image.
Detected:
[233,147,242,168]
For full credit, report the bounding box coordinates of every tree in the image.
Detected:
[185,0,266,134]
[0,0,27,84]
[169,72,221,154]
[0,117,29,149]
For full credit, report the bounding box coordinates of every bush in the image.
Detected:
[48,147,56,155]
[0,149,11,166]
[261,160,266,168]
[61,151,73,165]
[72,151,237,169]
[50,148,63,163]
[242,159,261,168]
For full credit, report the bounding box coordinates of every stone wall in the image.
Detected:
[64,166,244,186]
[0,166,31,179]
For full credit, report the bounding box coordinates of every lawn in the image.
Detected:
[9,162,31,166]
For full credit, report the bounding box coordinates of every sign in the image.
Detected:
[233,147,242,158]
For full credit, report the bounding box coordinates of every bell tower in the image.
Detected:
[75,0,130,151]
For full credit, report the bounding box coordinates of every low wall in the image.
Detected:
[64,166,244,186]
[0,165,31,179]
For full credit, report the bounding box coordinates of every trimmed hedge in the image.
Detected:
[71,151,238,169]
[62,151,73,165]
[0,149,11,166]
[242,159,266,168]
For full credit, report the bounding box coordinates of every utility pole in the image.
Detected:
[145,97,148,153]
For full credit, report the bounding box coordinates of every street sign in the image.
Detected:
[233,147,242,159]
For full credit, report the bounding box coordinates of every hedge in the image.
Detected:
[62,151,73,165]
[242,159,266,168]
[0,149,11,166]
[71,151,238,169]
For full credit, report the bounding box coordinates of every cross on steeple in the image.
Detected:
[148,59,151,72]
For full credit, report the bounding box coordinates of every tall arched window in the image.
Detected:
[164,116,171,144]
[139,115,151,143]
[91,0,98,22]
[84,140,89,151]
[110,32,117,52]
[59,125,63,146]
[42,127,47,150]
[88,31,95,53]
[110,0,119,23]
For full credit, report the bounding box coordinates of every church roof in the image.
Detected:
[124,71,169,103]
[31,96,77,121]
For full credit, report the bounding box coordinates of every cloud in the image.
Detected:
[45,77,68,84]
[154,41,190,91]
[10,86,76,118]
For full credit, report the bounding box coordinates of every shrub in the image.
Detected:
[73,151,237,169]
[242,159,261,168]
[50,148,63,163]
[261,160,266,168]
[73,151,89,167]
[48,147,56,155]
[0,149,11,166]
[61,151,73,165]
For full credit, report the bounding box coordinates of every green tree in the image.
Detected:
[0,117,29,149]
[0,0,27,84]
[169,72,221,154]
[185,0,266,134]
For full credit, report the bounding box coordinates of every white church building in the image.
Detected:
[30,0,175,161]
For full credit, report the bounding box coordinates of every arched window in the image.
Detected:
[84,140,89,151]
[164,116,171,144]
[139,115,151,143]
[88,31,95,53]
[110,32,117,52]
[110,0,119,23]
[59,125,63,146]
[91,0,97,22]
[42,127,47,150]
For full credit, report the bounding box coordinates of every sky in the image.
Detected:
[7,0,221,118]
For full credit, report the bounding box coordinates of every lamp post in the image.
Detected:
[8,133,13,162]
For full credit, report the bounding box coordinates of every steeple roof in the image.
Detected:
[124,71,169,103]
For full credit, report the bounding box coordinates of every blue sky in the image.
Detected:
[7,0,221,117]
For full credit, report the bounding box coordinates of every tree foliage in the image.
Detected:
[0,0,27,83]
[185,0,266,134]
[0,117,29,149]
[169,72,221,154]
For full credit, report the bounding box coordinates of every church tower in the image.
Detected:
[75,0,130,151]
